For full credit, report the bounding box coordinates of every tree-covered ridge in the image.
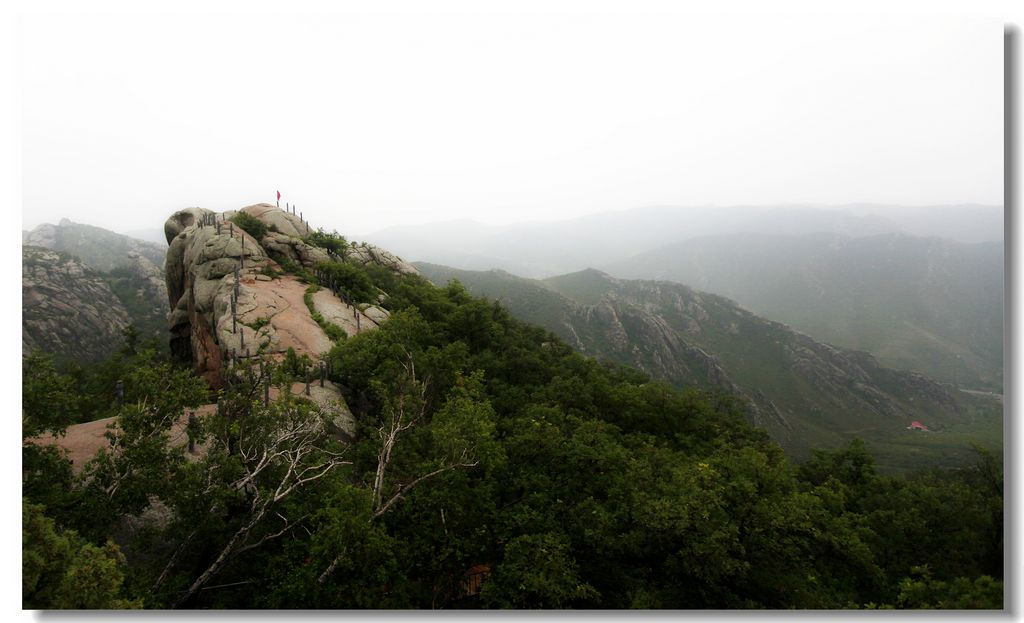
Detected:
[23,269,1002,609]
[413,263,1002,473]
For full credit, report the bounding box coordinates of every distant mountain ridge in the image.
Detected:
[22,219,170,358]
[23,246,133,361]
[24,218,167,271]
[604,231,1003,390]
[416,262,1000,470]
[366,203,1002,278]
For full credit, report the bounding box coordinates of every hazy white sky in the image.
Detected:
[19,5,1004,237]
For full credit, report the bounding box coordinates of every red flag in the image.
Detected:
[277,190,281,200]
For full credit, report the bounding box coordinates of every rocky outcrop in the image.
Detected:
[165,208,271,377]
[23,246,132,361]
[348,241,419,275]
[164,204,413,390]
[261,231,330,267]
[23,219,171,350]
[238,203,314,239]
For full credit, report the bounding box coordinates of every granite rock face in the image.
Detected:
[22,246,132,361]
[165,207,272,381]
[348,241,419,275]
[163,204,413,390]
[22,219,170,353]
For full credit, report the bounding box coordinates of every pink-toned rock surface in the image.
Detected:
[240,203,313,239]
[34,203,412,466]
[215,274,334,360]
[28,403,217,473]
[29,380,355,473]
[311,289,387,337]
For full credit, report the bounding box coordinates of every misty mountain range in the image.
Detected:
[363,203,1002,278]
[366,203,1003,390]
[606,232,1003,390]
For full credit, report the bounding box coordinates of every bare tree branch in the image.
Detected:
[171,403,348,608]
[372,461,478,520]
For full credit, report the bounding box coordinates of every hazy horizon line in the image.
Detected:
[22,200,1005,242]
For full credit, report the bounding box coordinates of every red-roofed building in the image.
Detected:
[906,421,929,431]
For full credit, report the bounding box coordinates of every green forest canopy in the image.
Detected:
[22,268,1003,609]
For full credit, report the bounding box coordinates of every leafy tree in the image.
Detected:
[167,395,351,607]
[890,566,1002,609]
[230,211,268,240]
[22,352,80,437]
[23,501,140,609]
[78,356,207,517]
[316,259,378,304]
[305,229,349,260]
[481,532,599,608]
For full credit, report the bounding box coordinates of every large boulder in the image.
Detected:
[310,289,389,337]
[348,241,419,275]
[261,231,330,268]
[164,208,271,384]
[240,203,313,238]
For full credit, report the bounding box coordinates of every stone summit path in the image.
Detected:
[28,380,355,474]
[229,273,334,358]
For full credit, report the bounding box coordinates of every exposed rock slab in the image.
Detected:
[348,242,419,275]
[311,289,388,337]
[261,231,330,268]
[27,403,216,473]
[215,274,334,359]
[240,203,313,238]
